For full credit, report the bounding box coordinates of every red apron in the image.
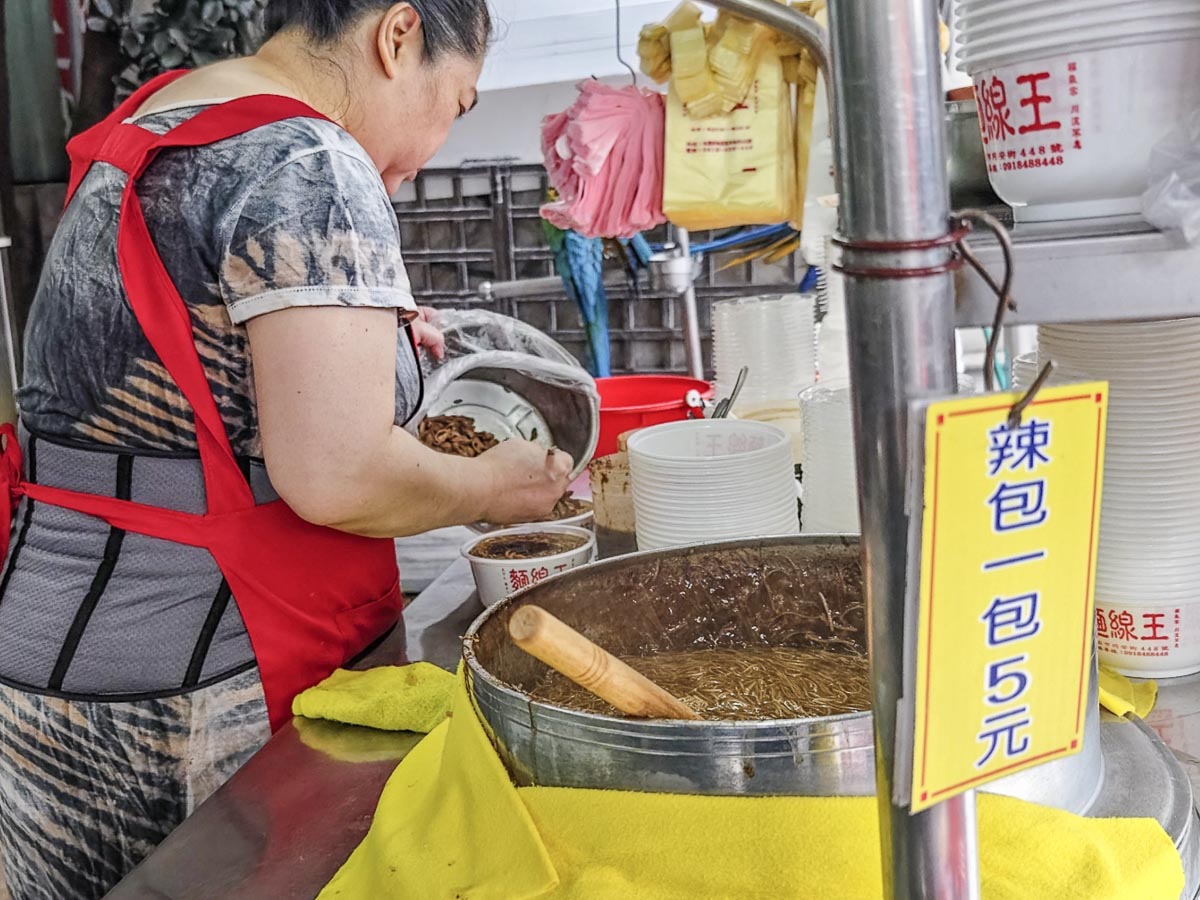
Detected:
[0,72,404,731]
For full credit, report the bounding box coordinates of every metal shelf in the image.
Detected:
[954,220,1200,327]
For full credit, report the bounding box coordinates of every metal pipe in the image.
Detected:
[478,272,628,302]
[675,228,706,381]
[828,0,974,895]
[702,1,973,897]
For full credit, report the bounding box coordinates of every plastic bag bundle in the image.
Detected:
[663,52,797,231]
[402,309,600,478]
[1143,107,1200,245]
[639,2,786,118]
[540,82,667,240]
[642,1,829,231]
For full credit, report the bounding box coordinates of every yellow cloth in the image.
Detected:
[318,668,1184,900]
[292,663,455,734]
[1098,665,1158,719]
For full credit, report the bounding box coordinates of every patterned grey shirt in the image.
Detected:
[20,102,421,455]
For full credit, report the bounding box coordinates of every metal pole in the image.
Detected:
[675,228,705,381]
[702,1,975,897]
[826,0,975,895]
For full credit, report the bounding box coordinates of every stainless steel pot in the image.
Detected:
[464,536,1104,812]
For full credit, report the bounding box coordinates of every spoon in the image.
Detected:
[713,366,749,419]
[508,605,701,720]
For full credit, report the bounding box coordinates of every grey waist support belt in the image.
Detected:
[0,426,278,700]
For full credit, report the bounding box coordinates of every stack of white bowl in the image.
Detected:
[955,0,1200,223]
[798,382,860,534]
[1033,322,1200,677]
[713,295,817,463]
[627,420,799,551]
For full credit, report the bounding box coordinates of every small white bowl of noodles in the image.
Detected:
[467,494,595,536]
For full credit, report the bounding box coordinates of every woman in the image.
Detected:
[0,2,572,897]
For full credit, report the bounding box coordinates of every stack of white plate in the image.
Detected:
[955,0,1200,223]
[1036,322,1200,677]
[713,295,817,416]
[798,382,859,534]
[627,420,799,551]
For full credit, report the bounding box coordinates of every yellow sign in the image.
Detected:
[910,383,1108,813]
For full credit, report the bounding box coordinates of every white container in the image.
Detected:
[463,525,596,607]
[959,0,1196,32]
[628,420,799,551]
[1033,321,1200,676]
[956,25,1200,222]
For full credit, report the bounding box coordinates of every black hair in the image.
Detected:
[264,0,492,61]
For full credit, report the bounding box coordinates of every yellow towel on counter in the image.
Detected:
[1099,665,1158,719]
[292,663,455,734]
[317,667,1184,900]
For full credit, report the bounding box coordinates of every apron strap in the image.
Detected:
[0,425,22,563]
[65,70,190,209]
[77,92,332,515]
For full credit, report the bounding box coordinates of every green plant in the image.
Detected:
[88,0,267,99]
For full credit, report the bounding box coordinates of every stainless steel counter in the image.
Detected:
[107,559,1200,899]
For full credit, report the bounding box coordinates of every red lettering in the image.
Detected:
[1108,609,1136,641]
[1141,612,1169,641]
[1016,72,1062,135]
[977,76,1016,143]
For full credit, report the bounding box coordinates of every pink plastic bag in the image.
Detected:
[541,83,667,239]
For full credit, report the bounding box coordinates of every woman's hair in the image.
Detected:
[264,0,492,61]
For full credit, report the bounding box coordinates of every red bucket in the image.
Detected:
[595,375,712,458]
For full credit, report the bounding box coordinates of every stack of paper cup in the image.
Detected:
[628,420,799,551]
[713,295,818,416]
[800,376,977,535]
[1036,321,1200,677]
[798,382,859,534]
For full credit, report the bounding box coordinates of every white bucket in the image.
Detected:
[463,525,597,608]
[954,0,1200,223]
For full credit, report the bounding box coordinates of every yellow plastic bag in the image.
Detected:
[663,52,796,231]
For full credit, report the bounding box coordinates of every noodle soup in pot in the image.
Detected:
[463,536,1104,812]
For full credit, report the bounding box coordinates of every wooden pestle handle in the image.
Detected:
[508,605,701,721]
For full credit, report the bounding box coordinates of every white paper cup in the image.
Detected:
[463,525,596,608]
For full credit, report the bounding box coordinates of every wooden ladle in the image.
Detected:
[508,605,701,720]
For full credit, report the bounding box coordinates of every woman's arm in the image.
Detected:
[248,305,571,538]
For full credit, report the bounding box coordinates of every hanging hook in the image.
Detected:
[953,208,1017,394]
[615,0,638,86]
[1007,360,1055,430]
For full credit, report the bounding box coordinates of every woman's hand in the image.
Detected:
[410,306,445,360]
[249,306,574,538]
[477,441,574,525]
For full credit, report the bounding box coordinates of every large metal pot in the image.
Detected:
[464,536,1103,813]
